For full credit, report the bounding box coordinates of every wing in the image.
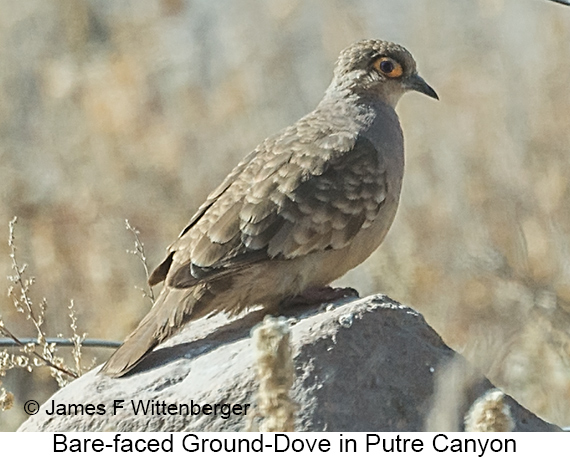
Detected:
[149,127,388,289]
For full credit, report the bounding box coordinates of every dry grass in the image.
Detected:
[0,0,569,431]
[249,315,297,432]
[0,218,92,415]
[464,389,515,432]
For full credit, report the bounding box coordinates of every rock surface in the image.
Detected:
[18,294,559,432]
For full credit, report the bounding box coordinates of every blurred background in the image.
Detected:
[1,0,569,431]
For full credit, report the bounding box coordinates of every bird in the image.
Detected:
[100,39,438,377]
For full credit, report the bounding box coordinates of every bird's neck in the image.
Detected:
[304,91,396,155]
[317,89,396,130]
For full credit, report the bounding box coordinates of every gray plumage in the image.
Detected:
[101,39,438,377]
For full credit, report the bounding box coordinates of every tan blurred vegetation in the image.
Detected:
[0,0,569,431]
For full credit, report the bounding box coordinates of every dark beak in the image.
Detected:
[550,0,569,5]
[407,73,439,100]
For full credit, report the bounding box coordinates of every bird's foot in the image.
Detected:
[279,286,359,311]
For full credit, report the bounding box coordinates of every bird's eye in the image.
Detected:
[373,57,403,78]
[380,60,394,73]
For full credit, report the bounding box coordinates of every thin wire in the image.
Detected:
[0,338,121,348]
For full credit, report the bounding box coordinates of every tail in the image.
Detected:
[99,285,209,378]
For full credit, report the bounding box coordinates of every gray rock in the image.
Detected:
[18,295,559,432]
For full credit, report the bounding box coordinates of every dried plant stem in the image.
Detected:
[7,217,43,338]
[125,219,155,303]
[0,323,77,378]
[0,381,14,411]
[464,389,515,432]
[250,315,297,432]
[1,217,80,382]
[68,300,85,376]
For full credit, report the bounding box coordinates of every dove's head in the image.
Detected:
[327,39,438,107]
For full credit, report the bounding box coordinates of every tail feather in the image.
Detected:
[100,286,207,377]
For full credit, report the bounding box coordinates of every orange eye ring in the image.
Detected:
[373,57,403,78]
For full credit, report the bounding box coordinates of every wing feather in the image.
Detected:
[149,125,388,289]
